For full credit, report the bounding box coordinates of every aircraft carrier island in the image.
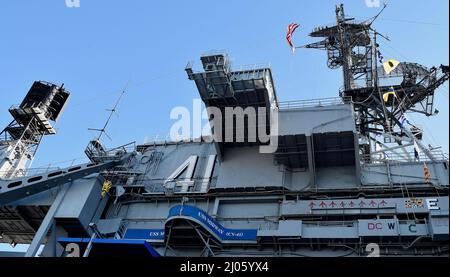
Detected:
[0,4,448,257]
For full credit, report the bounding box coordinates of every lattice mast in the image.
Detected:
[0,81,70,179]
[302,3,449,162]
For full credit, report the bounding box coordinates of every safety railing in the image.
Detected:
[85,141,136,163]
[302,220,356,227]
[200,49,228,57]
[364,149,449,164]
[9,102,53,123]
[0,157,91,180]
[301,219,428,228]
[137,135,208,152]
[234,63,271,72]
[278,96,352,110]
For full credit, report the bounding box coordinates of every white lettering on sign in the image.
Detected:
[426,198,440,210]
[164,155,198,192]
[65,243,80,257]
[149,231,164,237]
[164,154,217,193]
[366,243,380,257]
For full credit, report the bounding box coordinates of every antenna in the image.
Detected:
[87,82,130,141]
[366,1,388,26]
[84,82,130,163]
[368,2,390,42]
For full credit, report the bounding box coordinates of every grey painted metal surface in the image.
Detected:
[54,176,110,237]
[361,162,449,187]
[278,104,356,136]
[257,220,302,237]
[0,4,448,256]
[1,108,447,256]
[0,161,116,205]
[0,251,25,257]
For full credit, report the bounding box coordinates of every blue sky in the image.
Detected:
[0,0,449,252]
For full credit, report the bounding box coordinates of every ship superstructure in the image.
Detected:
[0,4,448,257]
[0,81,69,180]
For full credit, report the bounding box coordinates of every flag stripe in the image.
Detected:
[286,23,300,49]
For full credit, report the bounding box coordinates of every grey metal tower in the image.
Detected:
[0,81,70,179]
[302,3,449,162]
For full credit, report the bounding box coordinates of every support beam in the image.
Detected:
[25,183,69,257]
[353,134,361,187]
[39,223,68,257]
[306,136,316,190]
[187,220,215,257]
[82,233,97,257]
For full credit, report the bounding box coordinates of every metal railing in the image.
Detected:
[278,96,352,110]
[200,49,228,57]
[302,219,429,228]
[137,136,207,152]
[85,141,136,163]
[302,220,356,227]
[0,157,90,180]
[9,103,53,123]
[234,63,271,72]
[364,149,449,164]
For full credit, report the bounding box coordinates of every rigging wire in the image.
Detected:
[364,2,388,26]
[378,44,409,62]
[353,16,448,27]
[66,69,181,111]
[440,83,449,99]
[374,17,448,27]
[375,42,448,152]
[88,83,129,141]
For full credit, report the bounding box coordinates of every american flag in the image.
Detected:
[399,113,411,128]
[286,23,300,53]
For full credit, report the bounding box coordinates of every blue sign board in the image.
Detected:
[168,205,258,242]
[124,229,165,241]
[124,205,258,243]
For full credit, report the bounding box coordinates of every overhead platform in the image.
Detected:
[0,205,49,244]
[58,238,160,257]
[19,81,70,122]
[7,81,70,137]
[186,52,278,109]
[310,22,371,46]
[186,52,278,158]
[0,81,70,180]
